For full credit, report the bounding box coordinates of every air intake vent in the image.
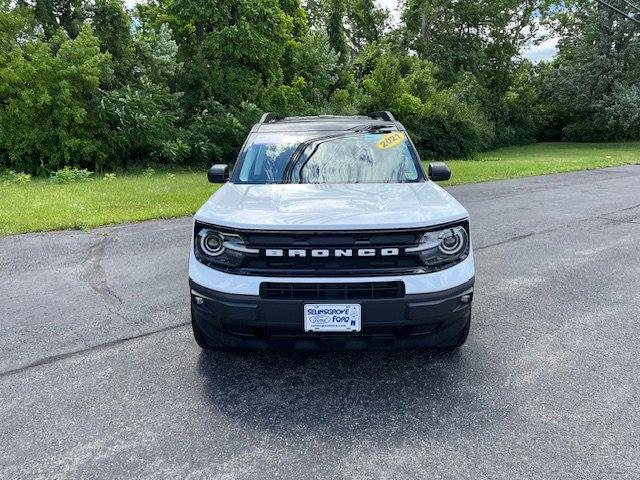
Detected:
[260,281,405,300]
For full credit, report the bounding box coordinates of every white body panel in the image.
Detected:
[194,181,468,230]
[190,180,474,296]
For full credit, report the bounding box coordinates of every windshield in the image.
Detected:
[232,131,424,184]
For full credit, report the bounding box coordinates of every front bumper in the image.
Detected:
[190,277,474,350]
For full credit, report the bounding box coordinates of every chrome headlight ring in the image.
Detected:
[437,227,466,255]
[407,224,469,269]
[194,226,258,269]
[198,229,225,257]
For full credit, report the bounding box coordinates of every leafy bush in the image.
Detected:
[329,89,359,115]
[166,101,248,166]
[50,167,94,183]
[103,173,117,181]
[99,80,181,168]
[260,83,310,116]
[142,167,155,177]
[0,26,110,174]
[0,170,32,184]
[542,8,640,142]
[292,30,340,106]
[401,93,494,160]
[1,0,636,177]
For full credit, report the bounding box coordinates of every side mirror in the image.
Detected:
[428,162,451,182]
[208,164,229,183]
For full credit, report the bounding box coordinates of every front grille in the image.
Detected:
[260,281,405,300]
[243,227,428,276]
[195,221,469,276]
[245,255,421,276]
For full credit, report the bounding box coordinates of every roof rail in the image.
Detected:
[259,112,285,124]
[367,111,395,122]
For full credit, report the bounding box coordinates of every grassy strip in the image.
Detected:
[1,142,639,235]
[441,142,640,186]
[0,171,218,235]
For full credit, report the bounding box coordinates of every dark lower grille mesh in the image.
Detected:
[260,281,405,300]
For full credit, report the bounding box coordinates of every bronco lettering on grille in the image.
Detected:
[264,248,401,258]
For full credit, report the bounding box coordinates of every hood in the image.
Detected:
[194,182,468,230]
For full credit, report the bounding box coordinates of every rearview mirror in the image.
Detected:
[208,164,229,183]
[428,162,451,182]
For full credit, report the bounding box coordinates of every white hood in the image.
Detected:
[194,181,468,230]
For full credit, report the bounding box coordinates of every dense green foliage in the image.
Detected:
[543,3,640,141]
[0,0,638,174]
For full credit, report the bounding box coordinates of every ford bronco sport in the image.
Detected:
[189,112,475,350]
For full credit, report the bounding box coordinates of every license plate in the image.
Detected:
[304,304,361,332]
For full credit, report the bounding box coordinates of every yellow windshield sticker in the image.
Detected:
[376,132,405,149]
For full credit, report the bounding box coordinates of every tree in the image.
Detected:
[138,22,182,85]
[31,0,85,39]
[345,0,387,50]
[169,0,295,107]
[89,0,133,84]
[401,0,538,88]
[326,0,348,61]
[305,0,387,53]
[97,22,184,167]
[278,0,308,84]
[0,0,32,51]
[544,3,640,140]
[293,30,340,106]
[0,26,111,173]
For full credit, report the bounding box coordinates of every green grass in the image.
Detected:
[0,171,219,235]
[440,142,640,186]
[1,142,639,235]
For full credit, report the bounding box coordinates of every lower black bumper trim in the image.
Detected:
[189,277,474,350]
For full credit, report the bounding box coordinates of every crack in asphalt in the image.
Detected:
[0,230,193,380]
[476,202,640,251]
[475,229,552,251]
[81,235,122,305]
[0,322,189,379]
[596,216,640,226]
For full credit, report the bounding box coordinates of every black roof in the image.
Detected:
[251,113,405,133]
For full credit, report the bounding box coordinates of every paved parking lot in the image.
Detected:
[1,166,639,479]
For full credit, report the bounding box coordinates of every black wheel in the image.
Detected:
[191,307,217,350]
[440,312,471,350]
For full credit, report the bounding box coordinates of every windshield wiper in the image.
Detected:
[281,128,398,183]
[281,133,349,183]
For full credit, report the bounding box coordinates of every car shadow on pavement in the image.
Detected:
[195,344,499,439]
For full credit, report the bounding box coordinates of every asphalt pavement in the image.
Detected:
[1,165,639,479]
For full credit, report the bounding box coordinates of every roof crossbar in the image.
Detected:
[367,111,395,122]
[259,112,286,124]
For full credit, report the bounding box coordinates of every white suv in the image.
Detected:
[189,112,474,350]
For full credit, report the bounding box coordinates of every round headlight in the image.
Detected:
[410,225,469,270]
[199,230,224,256]
[438,228,465,255]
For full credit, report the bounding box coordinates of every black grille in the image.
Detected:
[195,221,469,276]
[260,281,405,300]
[243,228,427,276]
